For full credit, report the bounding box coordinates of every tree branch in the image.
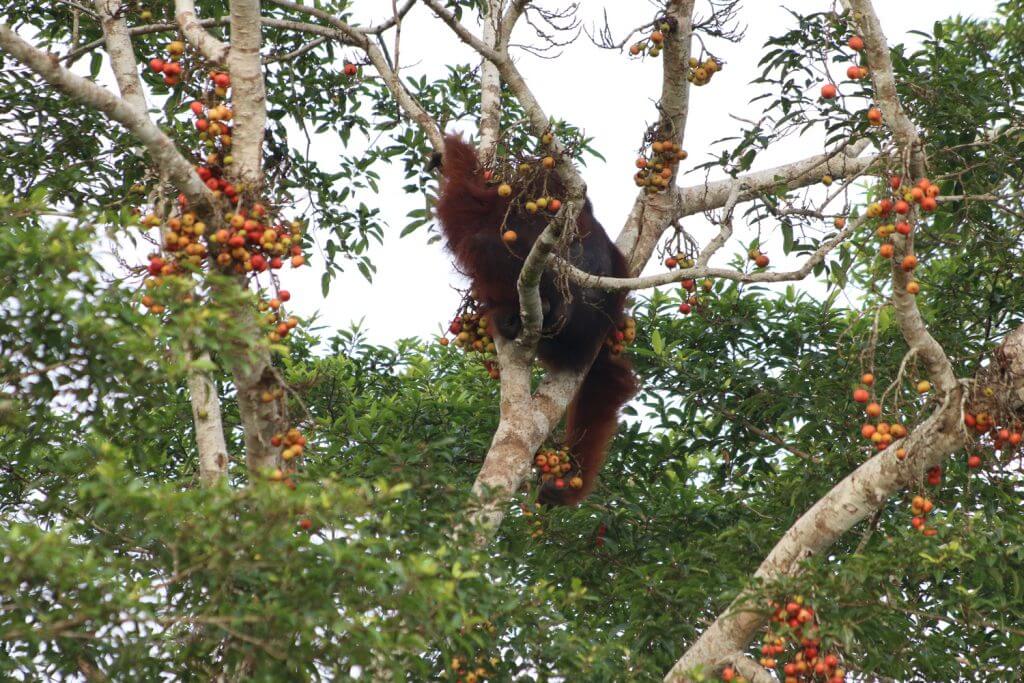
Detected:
[732,654,779,683]
[0,24,216,216]
[516,202,584,346]
[92,0,148,113]
[665,387,969,680]
[65,16,336,64]
[466,334,540,531]
[420,0,503,62]
[675,140,876,219]
[477,0,503,162]
[557,211,868,292]
[846,0,956,394]
[501,0,530,44]
[175,0,230,64]
[187,352,230,486]
[267,0,444,150]
[365,0,417,35]
[262,35,328,64]
[227,0,266,188]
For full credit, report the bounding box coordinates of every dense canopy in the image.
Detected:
[3,1,1024,681]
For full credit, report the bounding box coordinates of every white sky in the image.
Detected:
[82,1,998,347]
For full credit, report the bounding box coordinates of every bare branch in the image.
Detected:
[187,352,230,486]
[677,140,875,219]
[420,0,503,62]
[227,0,266,187]
[175,0,230,64]
[501,0,531,44]
[92,0,148,113]
[366,0,417,35]
[589,12,660,51]
[261,16,352,41]
[262,35,328,64]
[423,0,582,176]
[844,0,925,178]
[477,0,502,162]
[390,0,402,72]
[696,179,743,267]
[54,0,99,19]
[558,212,867,292]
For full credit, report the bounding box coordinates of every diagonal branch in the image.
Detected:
[262,35,328,63]
[666,3,961,678]
[267,0,443,150]
[365,0,417,35]
[92,0,148,113]
[421,0,502,61]
[175,0,230,64]
[0,24,216,216]
[732,654,780,683]
[664,387,969,681]
[501,0,530,44]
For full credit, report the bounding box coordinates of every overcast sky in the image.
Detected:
[135,1,1003,347]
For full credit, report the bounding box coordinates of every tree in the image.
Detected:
[2,0,1024,680]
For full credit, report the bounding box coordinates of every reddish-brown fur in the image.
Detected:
[434,135,636,505]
